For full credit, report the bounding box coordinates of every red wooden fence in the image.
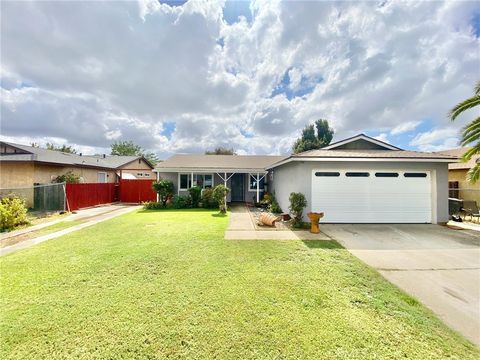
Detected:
[66,183,117,211]
[119,179,156,203]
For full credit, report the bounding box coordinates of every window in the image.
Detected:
[404,172,427,178]
[136,173,144,177]
[315,172,340,177]
[249,174,265,191]
[375,172,399,177]
[179,174,213,190]
[345,172,370,177]
[143,173,151,177]
[97,172,107,183]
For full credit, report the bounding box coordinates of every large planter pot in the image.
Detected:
[307,212,324,234]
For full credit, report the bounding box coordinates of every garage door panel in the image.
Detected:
[312,170,432,223]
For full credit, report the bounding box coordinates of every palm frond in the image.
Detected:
[475,81,480,95]
[460,117,480,146]
[466,163,480,184]
[449,95,480,121]
[460,145,480,162]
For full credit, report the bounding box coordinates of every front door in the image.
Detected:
[230,174,244,202]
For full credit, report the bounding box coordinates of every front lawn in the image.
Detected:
[0,209,477,359]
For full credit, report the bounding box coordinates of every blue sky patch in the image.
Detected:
[472,12,480,37]
[240,128,254,138]
[223,0,252,25]
[162,121,176,139]
[159,0,188,7]
[271,69,321,100]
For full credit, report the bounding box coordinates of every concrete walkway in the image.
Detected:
[1,204,141,256]
[225,205,330,240]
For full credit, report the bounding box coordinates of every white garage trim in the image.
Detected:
[311,169,433,223]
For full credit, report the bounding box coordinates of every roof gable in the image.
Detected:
[322,134,402,151]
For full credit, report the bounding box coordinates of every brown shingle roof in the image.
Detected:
[435,147,479,170]
[155,154,286,172]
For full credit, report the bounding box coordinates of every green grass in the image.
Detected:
[0,209,478,359]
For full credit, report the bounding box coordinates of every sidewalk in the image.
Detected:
[1,204,141,256]
[225,204,330,240]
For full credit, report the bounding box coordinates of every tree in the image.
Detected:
[205,147,236,155]
[212,184,230,214]
[288,192,307,227]
[449,81,480,183]
[110,140,159,166]
[46,143,77,154]
[292,119,334,154]
[52,171,81,184]
[152,179,174,207]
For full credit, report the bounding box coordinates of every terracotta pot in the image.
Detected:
[307,212,324,234]
[259,213,278,227]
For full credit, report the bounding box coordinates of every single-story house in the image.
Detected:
[156,134,457,224]
[0,141,155,206]
[435,147,480,204]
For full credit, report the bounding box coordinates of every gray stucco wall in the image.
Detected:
[156,172,269,203]
[270,161,449,224]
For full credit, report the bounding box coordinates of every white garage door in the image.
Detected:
[311,169,432,223]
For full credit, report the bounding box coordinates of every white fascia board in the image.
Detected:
[267,157,456,169]
[323,134,401,150]
[154,168,268,173]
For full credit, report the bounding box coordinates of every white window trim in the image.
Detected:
[248,173,265,192]
[178,173,214,191]
[97,171,108,183]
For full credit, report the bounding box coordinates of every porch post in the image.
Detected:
[191,172,194,189]
[224,172,227,208]
[256,172,260,203]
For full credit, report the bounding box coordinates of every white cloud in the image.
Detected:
[374,133,389,143]
[409,127,460,151]
[390,121,422,135]
[0,0,478,158]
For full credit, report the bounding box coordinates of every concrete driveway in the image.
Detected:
[321,224,480,345]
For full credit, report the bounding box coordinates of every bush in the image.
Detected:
[188,186,202,207]
[142,201,165,210]
[0,195,29,231]
[201,188,218,208]
[212,184,230,213]
[53,171,80,184]
[269,200,282,214]
[172,195,190,209]
[152,179,174,207]
[289,192,307,226]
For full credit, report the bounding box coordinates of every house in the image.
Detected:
[0,141,155,206]
[435,147,480,204]
[155,134,456,224]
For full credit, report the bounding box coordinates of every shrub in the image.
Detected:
[201,188,218,208]
[212,184,230,213]
[289,192,307,226]
[269,200,282,214]
[172,195,189,209]
[152,179,174,207]
[188,186,202,207]
[53,171,80,184]
[142,201,165,210]
[0,195,29,231]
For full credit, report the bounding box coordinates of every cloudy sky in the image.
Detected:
[1,0,479,158]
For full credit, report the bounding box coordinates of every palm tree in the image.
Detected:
[449,81,480,183]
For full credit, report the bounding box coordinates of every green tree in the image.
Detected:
[205,147,236,155]
[46,143,77,154]
[212,184,230,214]
[110,140,159,166]
[52,171,81,184]
[293,119,334,154]
[152,179,174,207]
[449,81,480,183]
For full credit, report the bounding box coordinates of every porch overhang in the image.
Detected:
[154,168,268,174]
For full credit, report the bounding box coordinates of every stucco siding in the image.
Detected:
[448,169,480,204]
[0,162,35,188]
[33,164,116,184]
[120,159,155,179]
[271,161,449,224]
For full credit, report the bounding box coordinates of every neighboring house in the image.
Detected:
[156,134,456,224]
[435,147,480,204]
[0,141,155,206]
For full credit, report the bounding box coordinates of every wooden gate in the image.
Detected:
[119,179,156,203]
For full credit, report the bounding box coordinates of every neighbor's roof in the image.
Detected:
[0,141,153,169]
[155,154,286,172]
[435,147,479,170]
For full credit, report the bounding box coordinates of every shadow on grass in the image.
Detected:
[211,213,228,218]
[137,208,216,214]
[302,240,344,249]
